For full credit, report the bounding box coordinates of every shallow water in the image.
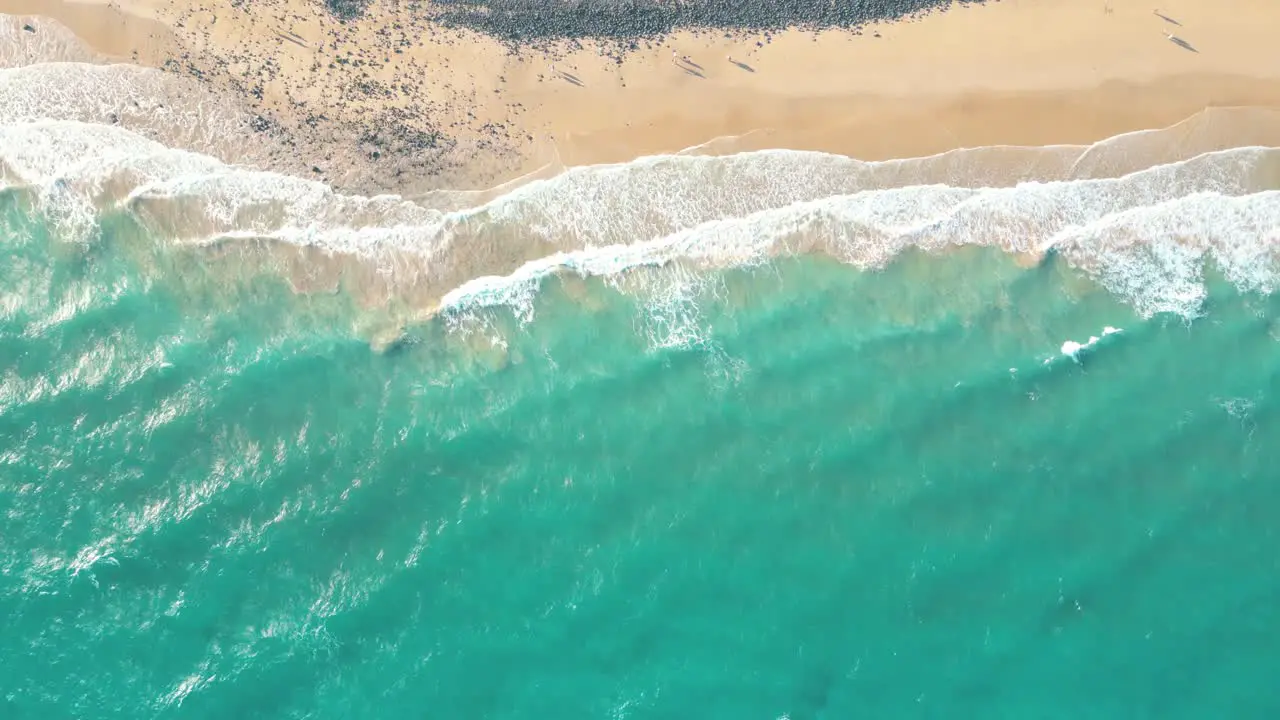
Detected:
[4,18,1280,718]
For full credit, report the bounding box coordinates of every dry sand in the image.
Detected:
[5,0,1280,191]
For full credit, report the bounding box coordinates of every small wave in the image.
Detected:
[0,121,222,187]
[1052,191,1280,315]
[0,62,264,164]
[0,120,228,240]
[127,169,447,251]
[3,101,1278,325]
[129,128,1280,325]
[8,105,1276,244]
[1049,326,1123,365]
[457,106,1280,252]
[438,149,1280,320]
[1067,106,1280,179]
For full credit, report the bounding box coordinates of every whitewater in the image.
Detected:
[3,14,1279,340]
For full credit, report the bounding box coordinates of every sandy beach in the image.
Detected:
[10,6,1280,716]
[4,0,1279,193]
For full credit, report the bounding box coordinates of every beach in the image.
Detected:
[6,3,1280,717]
[4,0,1280,336]
[5,0,1280,191]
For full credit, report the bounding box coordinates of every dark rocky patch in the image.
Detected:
[155,0,987,196]
[324,0,377,20]
[317,1,987,43]
[249,114,276,133]
[425,0,985,43]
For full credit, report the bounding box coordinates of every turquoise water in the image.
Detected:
[3,190,1279,718]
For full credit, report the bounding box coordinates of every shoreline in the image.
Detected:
[2,0,1280,193]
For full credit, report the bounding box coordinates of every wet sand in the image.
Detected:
[3,0,1279,192]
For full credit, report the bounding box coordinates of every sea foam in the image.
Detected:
[437,151,1280,320]
[0,63,259,164]
[1,38,1277,325]
[0,15,98,68]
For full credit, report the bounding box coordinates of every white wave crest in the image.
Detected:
[3,96,1278,323]
[440,149,1280,320]
[462,107,1280,251]
[0,120,225,240]
[128,170,448,252]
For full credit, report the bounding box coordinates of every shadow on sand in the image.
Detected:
[1167,35,1198,52]
[1154,11,1182,26]
[678,64,706,79]
[556,71,585,86]
[728,59,756,73]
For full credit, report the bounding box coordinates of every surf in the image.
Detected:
[2,10,1278,343]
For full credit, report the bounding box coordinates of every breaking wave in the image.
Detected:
[3,11,1279,333]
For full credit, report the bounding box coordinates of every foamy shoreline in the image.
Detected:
[3,0,1280,348]
[4,0,1280,192]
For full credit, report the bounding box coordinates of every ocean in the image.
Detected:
[4,16,1280,719]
